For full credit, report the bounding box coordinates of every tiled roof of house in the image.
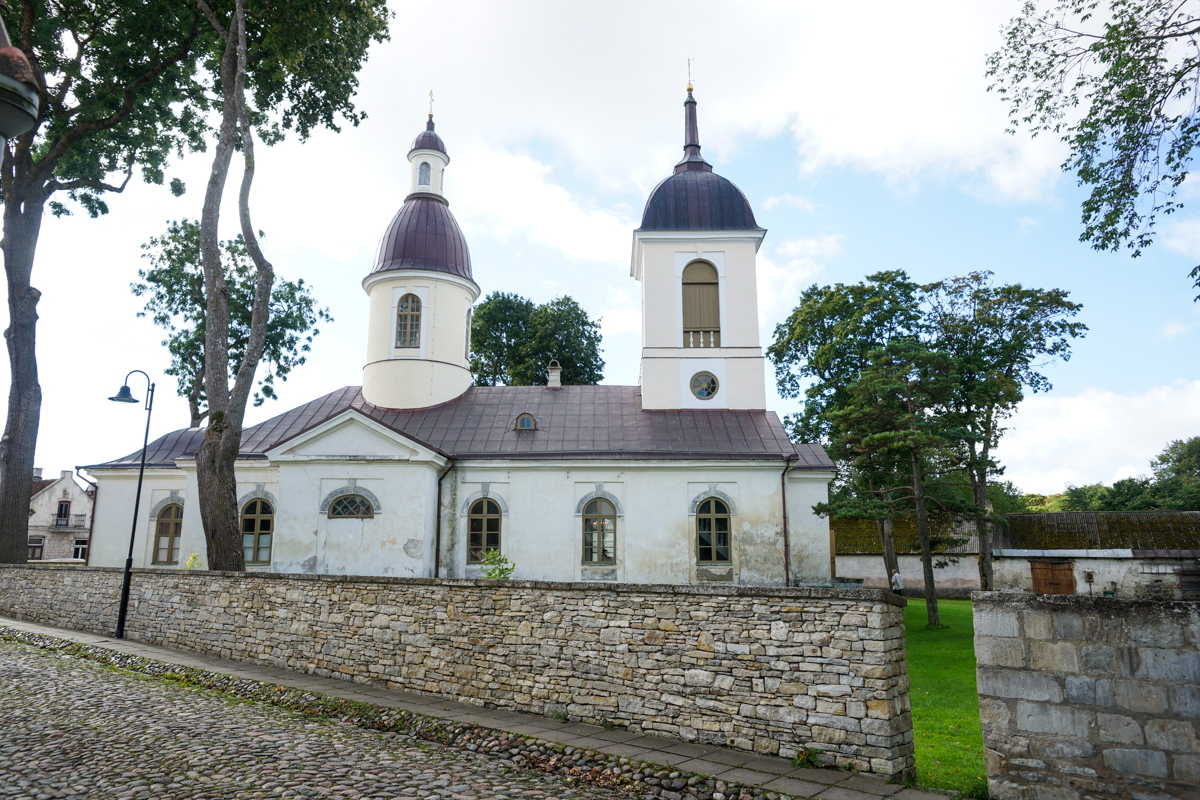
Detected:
[86,385,833,471]
[30,479,55,497]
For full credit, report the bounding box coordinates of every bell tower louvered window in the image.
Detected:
[682,261,720,348]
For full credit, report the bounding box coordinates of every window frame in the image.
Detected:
[396,293,422,349]
[72,538,89,560]
[418,161,431,185]
[327,494,374,519]
[582,498,617,565]
[696,497,731,564]
[515,413,536,430]
[241,499,275,565]
[690,371,719,400]
[153,503,184,565]
[681,260,720,348]
[56,500,71,526]
[28,536,44,561]
[467,498,502,564]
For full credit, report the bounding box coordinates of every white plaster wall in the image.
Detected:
[88,469,189,568]
[993,556,1183,598]
[787,473,834,583]
[362,270,478,409]
[837,553,982,593]
[408,149,448,196]
[444,462,832,587]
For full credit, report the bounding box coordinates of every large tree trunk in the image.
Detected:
[968,437,994,592]
[196,419,243,570]
[0,184,44,564]
[911,450,940,627]
[877,515,898,579]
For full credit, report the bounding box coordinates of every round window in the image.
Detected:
[690,372,719,400]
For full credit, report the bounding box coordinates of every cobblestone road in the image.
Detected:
[0,640,628,800]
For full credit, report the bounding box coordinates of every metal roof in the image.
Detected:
[371,195,473,281]
[87,386,832,470]
[409,118,446,156]
[638,170,760,232]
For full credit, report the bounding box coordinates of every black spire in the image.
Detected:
[674,85,712,174]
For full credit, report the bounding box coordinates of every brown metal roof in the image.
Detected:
[638,170,761,232]
[86,386,832,470]
[371,195,473,281]
[409,118,446,156]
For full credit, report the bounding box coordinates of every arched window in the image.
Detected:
[328,495,374,519]
[582,498,616,564]
[468,499,501,563]
[242,500,274,565]
[418,162,431,185]
[682,261,720,348]
[696,498,731,562]
[396,294,421,348]
[153,504,183,564]
[516,413,535,430]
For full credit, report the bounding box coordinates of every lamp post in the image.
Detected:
[0,4,41,145]
[108,371,155,640]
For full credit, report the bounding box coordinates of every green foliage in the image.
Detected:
[987,0,1200,297]
[133,219,331,424]
[471,293,604,386]
[1152,436,1200,480]
[988,481,1034,514]
[480,549,516,580]
[768,270,922,443]
[1051,437,1200,511]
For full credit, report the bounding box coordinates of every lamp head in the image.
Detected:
[108,385,138,403]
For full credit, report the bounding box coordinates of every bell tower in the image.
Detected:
[630,86,768,411]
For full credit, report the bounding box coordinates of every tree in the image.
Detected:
[1151,436,1200,480]
[470,294,604,386]
[511,297,604,386]
[987,0,1200,299]
[922,271,1086,590]
[824,339,968,627]
[0,1,219,563]
[193,0,389,571]
[133,219,331,427]
[470,292,534,386]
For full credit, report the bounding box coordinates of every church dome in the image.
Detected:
[639,170,758,231]
[372,195,472,280]
[637,87,761,232]
[409,117,447,156]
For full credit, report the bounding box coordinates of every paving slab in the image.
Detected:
[705,749,761,767]
[765,776,829,797]
[673,758,736,777]
[742,756,794,775]
[839,774,903,796]
[815,786,882,800]
[663,741,721,758]
[787,767,847,785]
[717,767,779,785]
[890,789,949,800]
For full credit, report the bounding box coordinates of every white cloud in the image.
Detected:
[1017,215,1042,236]
[1164,216,1200,259]
[763,194,815,212]
[996,380,1200,494]
[757,234,845,329]
[1163,321,1193,339]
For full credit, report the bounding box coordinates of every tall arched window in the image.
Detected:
[582,498,616,564]
[682,261,720,348]
[396,294,421,348]
[468,499,501,563]
[242,500,274,565]
[418,162,431,185]
[153,504,183,565]
[696,498,731,563]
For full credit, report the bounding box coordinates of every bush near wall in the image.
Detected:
[0,565,916,777]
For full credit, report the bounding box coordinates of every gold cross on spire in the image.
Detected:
[687,59,693,93]
[428,89,434,119]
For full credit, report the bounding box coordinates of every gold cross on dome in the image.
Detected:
[428,90,434,118]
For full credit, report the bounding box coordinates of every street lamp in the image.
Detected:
[108,370,155,640]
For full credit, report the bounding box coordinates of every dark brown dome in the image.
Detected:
[372,195,473,281]
[638,170,759,231]
[409,118,447,157]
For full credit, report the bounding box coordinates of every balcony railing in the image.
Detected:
[53,514,88,528]
[683,329,720,348]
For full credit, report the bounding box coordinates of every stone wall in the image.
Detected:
[0,565,914,776]
[973,592,1199,799]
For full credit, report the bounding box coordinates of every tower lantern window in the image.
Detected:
[418,162,431,185]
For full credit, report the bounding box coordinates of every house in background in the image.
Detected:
[28,468,95,562]
[832,517,981,598]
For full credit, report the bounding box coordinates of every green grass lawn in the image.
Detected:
[903,598,987,797]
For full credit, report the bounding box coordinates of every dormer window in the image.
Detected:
[516,413,535,430]
[418,162,431,185]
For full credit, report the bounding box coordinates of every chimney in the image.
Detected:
[60,470,72,480]
[32,467,41,480]
[547,360,562,388]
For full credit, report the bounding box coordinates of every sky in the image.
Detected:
[9,1,1199,495]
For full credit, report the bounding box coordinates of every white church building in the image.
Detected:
[85,88,836,586]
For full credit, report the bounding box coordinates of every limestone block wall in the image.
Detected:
[973,592,1199,800]
[0,564,914,776]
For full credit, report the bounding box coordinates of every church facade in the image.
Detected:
[86,89,836,587]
